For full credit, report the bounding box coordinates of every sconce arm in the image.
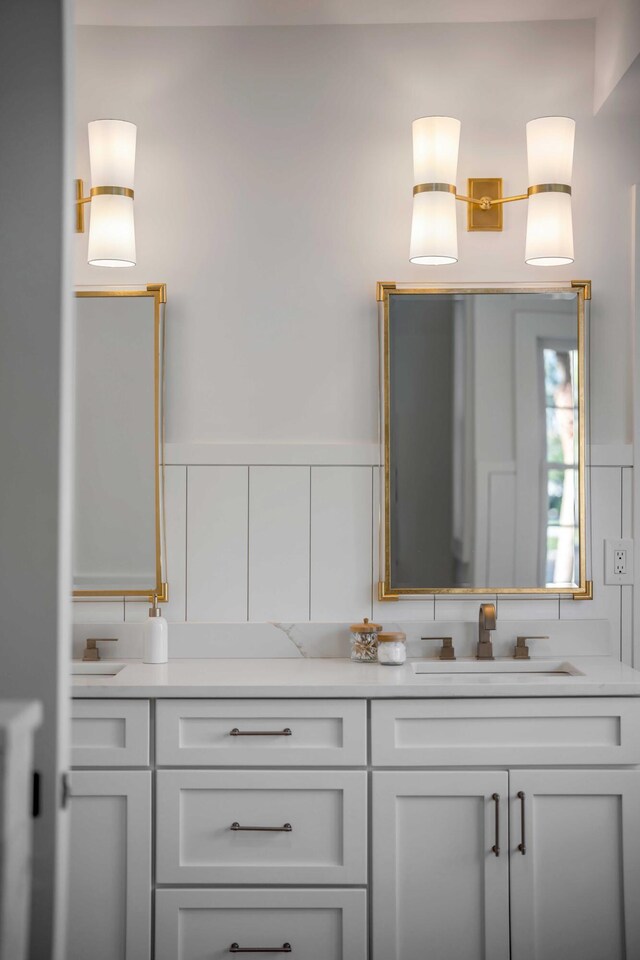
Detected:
[455,191,529,211]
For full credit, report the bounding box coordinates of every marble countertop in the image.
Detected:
[71,657,640,699]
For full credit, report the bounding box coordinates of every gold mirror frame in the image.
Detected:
[377,280,592,601]
[73,283,168,603]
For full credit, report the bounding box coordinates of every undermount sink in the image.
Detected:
[412,659,583,678]
[71,662,126,676]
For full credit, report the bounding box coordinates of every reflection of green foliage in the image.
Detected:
[548,469,564,521]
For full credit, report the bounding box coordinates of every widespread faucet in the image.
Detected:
[477,603,496,660]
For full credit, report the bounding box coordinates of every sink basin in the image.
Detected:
[71,662,126,676]
[412,659,583,678]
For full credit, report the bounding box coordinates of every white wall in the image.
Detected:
[595,0,640,112]
[1,2,74,958]
[75,20,640,447]
[73,20,640,655]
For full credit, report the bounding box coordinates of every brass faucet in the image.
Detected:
[82,638,117,661]
[477,603,496,660]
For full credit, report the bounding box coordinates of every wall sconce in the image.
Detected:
[409,115,575,266]
[75,119,137,267]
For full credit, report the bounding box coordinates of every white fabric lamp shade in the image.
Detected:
[525,116,575,266]
[410,116,461,265]
[87,119,137,267]
[410,191,458,265]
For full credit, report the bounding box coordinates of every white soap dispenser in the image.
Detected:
[143,594,168,663]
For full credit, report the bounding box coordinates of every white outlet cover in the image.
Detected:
[604,538,634,585]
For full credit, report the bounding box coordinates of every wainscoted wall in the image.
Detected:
[73,21,640,667]
[73,444,634,665]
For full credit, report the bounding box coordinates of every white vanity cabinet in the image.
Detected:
[372,771,511,960]
[69,689,640,960]
[154,698,369,959]
[509,769,640,960]
[68,701,152,960]
[371,699,640,960]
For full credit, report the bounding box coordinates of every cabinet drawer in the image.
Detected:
[156,769,367,884]
[71,700,150,767]
[156,699,366,766]
[155,888,367,960]
[371,698,640,767]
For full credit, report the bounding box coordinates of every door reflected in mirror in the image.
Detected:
[381,286,589,596]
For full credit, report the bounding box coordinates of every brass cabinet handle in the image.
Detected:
[491,793,500,856]
[230,728,292,737]
[230,822,292,832]
[230,944,291,953]
[517,791,526,854]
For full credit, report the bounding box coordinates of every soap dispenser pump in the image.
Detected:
[143,594,168,663]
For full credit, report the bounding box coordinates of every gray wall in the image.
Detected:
[0,1,73,957]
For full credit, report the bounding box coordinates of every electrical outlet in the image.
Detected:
[604,538,634,585]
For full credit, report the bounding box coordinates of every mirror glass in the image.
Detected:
[383,289,587,594]
[73,287,166,598]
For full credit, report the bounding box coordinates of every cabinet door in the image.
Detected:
[510,770,640,960]
[67,770,152,960]
[372,771,510,960]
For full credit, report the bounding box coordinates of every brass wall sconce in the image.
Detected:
[76,118,137,267]
[410,116,575,266]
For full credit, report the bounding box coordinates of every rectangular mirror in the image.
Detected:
[378,282,591,599]
[73,284,167,601]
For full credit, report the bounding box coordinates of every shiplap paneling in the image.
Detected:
[162,465,187,622]
[249,466,310,622]
[187,466,248,621]
[311,467,372,622]
[124,464,187,623]
[561,467,622,640]
[73,458,633,656]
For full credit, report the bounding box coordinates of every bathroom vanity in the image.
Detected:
[70,655,640,960]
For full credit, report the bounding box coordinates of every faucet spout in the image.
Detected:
[477,603,496,660]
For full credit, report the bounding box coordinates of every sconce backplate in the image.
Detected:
[467,178,503,231]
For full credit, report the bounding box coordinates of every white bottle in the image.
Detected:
[143,595,168,663]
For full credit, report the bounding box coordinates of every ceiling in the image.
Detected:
[76,0,604,27]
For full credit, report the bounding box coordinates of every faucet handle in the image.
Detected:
[514,636,549,660]
[83,638,118,662]
[421,636,456,660]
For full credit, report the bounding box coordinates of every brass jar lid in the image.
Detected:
[350,617,382,634]
[377,631,406,643]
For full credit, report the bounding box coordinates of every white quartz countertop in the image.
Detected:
[71,657,640,699]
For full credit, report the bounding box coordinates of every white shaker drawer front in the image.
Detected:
[71,700,150,767]
[156,699,367,766]
[155,888,367,960]
[156,770,367,884]
[371,698,640,767]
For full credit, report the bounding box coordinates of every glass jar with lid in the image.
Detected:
[377,631,407,665]
[349,618,382,662]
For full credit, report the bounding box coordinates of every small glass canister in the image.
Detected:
[349,618,382,662]
[377,631,407,666]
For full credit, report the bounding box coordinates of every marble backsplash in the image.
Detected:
[72,617,613,661]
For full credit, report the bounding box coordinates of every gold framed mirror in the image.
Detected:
[73,284,168,602]
[377,281,591,600]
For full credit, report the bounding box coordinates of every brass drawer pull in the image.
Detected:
[491,793,500,857]
[230,822,292,832]
[517,791,526,854]
[230,943,291,953]
[230,728,292,737]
